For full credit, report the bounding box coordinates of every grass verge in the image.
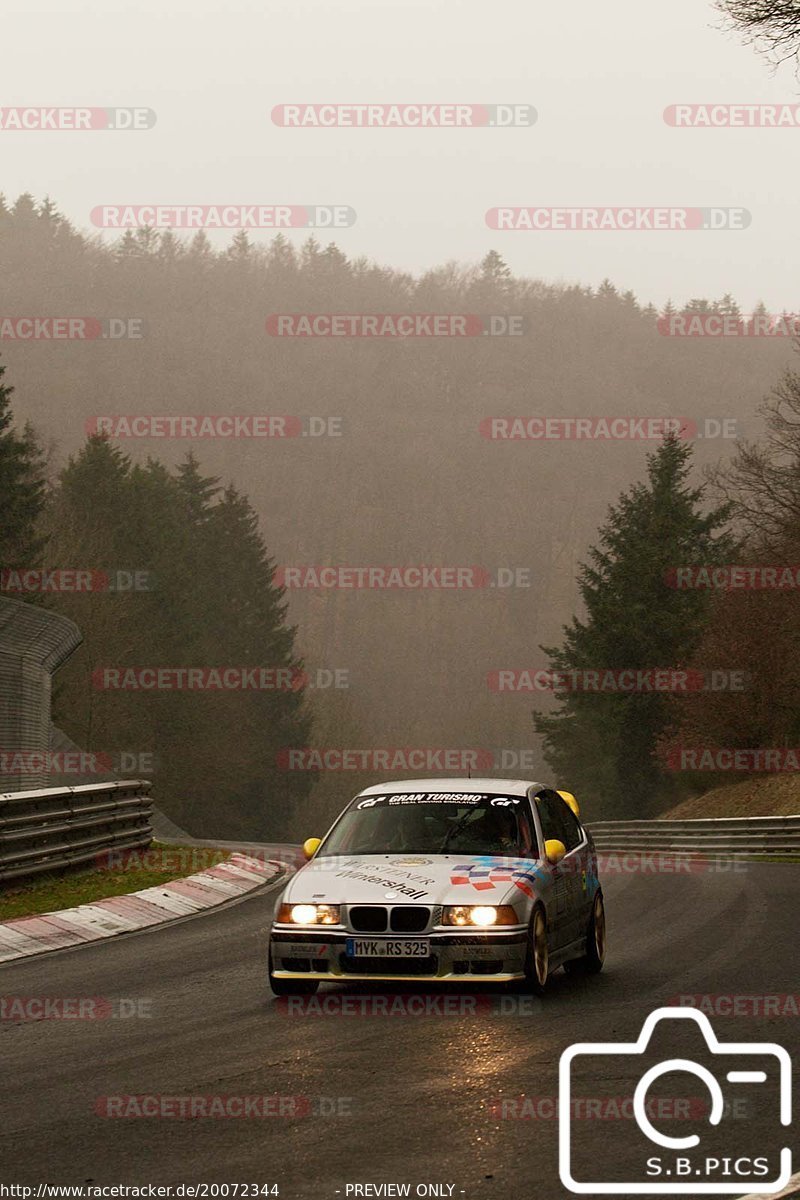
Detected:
[0,843,229,922]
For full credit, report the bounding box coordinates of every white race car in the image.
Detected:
[268,778,605,993]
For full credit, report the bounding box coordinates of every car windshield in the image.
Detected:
[317,791,532,857]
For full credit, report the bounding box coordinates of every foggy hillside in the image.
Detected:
[1,199,794,821]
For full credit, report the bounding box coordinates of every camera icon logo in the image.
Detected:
[559,1006,792,1194]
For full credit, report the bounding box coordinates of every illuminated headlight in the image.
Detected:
[442,905,517,927]
[277,903,340,925]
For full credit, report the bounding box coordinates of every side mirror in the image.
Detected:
[557,790,580,818]
[544,838,566,865]
[302,837,322,860]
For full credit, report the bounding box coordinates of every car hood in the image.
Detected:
[281,853,546,907]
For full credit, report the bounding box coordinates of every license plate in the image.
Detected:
[346,938,430,958]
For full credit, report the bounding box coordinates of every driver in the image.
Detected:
[449,805,519,855]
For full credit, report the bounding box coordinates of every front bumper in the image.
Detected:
[269,926,529,982]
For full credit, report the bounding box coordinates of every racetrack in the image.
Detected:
[1,862,798,1198]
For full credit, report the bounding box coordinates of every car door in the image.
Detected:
[551,795,592,946]
[532,789,572,949]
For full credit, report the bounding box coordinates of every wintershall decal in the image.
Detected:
[334,868,429,899]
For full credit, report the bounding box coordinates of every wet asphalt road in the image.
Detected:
[1,860,798,1199]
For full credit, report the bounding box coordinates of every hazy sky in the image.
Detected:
[4,0,800,308]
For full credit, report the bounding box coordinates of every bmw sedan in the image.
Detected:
[268,777,605,994]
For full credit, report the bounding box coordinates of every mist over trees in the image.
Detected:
[38,437,315,838]
[534,437,735,818]
[1,193,798,826]
[657,361,800,788]
[0,360,45,574]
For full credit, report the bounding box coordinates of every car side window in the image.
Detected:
[535,790,563,845]
[535,789,583,853]
[517,802,538,857]
[558,801,584,852]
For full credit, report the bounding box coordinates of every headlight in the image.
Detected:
[442,905,518,927]
[277,902,340,925]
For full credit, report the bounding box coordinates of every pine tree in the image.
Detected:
[226,229,252,261]
[534,436,734,817]
[0,359,46,573]
[480,250,512,287]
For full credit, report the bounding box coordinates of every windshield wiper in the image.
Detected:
[437,810,478,854]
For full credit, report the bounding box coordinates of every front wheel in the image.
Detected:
[522,906,549,993]
[268,948,319,996]
[565,891,606,976]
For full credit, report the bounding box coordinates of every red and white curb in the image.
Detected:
[0,854,283,963]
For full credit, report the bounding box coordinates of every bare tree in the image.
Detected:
[710,357,800,549]
[716,0,800,70]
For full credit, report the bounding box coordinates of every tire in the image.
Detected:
[565,891,606,976]
[522,905,550,994]
[268,948,319,996]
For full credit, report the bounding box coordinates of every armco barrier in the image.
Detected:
[0,779,152,882]
[588,814,800,857]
